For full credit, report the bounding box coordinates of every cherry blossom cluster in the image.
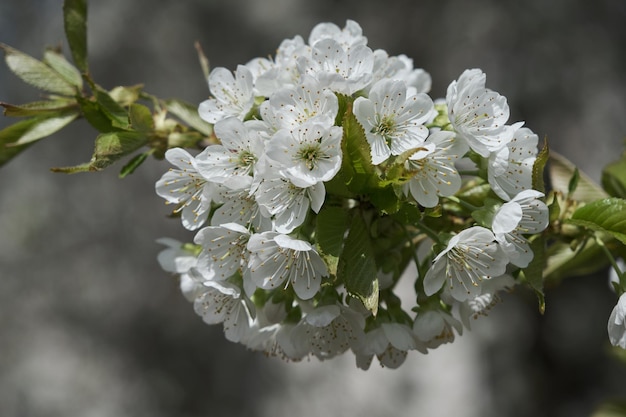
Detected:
[155,20,549,369]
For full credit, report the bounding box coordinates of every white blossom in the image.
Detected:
[155,148,218,230]
[608,293,626,349]
[251,35,310,96]
[446,68,514,157]
[259,76,338,132]
[265,119,343,187]
[404,130,469,208]
[247,232,328,300]
[308,19,368,50]
[211,187,272,232]
[491,190,549,268]
[488,125,538,200]
[252,169,325,233]
[355,322,424,369]
[193,281,253,343]
[423,226,508,301]
[298,38,374,95]
[354,79,433,165]
[156,238,203,302]
[199,65,255,123]
[195,117,264,190]
[194,222,251,281]
[413,307,463,348]
[277,304,366,361]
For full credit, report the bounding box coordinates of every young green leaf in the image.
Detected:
[316,206,349,257]
[340,104,375,193]
[52,131,148,173]
[93,86,130,130]
[532,137,549,193]
[1,100,77,117]
[339,212,379,315]
[0,112,78,166]
[119,151,151,178]
[129,103,154,132]
[569,198,626,244]
[43,48,83,89]
[0,44,77,96]
[63,0,88,73]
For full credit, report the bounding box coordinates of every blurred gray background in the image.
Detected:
[1,1,626,416]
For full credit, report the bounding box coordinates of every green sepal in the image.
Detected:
[63,0,88,73]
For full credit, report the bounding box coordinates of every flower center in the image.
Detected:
[238,150,257,168]
[297,144,323,170]
[372,115,396,141]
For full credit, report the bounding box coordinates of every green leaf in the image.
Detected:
[43,48,83,89]
[339,104,375,193]
[567,167,580,196]
[52,131,148,173]
[93,86,130,130]
[369,184,401,214]
[63,0,88,73]
[165,99,213,136]
[8,113,78,146]
[119,151,151,178]
[1,100,77,117]
[569,198,626,244]
[76,96,117,133]
[316,206,349,257]
[602,151,626,199]
[0,44,77,96]
[523,236,547,314]
[549,151,608,202]
[0,112,78,166]
[129,103,154,132]
[532,137,549,193]
[339,212,379,315]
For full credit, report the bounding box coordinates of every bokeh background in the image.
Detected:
[1,1,626,416]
